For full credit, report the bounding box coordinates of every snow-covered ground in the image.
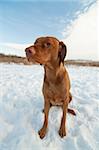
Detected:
[0,63,99,150]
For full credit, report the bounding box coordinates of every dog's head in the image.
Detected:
[25,36,67,65]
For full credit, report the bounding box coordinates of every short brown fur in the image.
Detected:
[25,36,76,139]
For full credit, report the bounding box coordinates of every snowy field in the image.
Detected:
[0,63,99,150]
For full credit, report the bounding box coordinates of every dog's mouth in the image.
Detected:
[25,52,31,60]
[26,53,44,65]
[25,52,35,63]
[25,48,47,65]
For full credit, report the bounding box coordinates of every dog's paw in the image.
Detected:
[59,126,66,138]
[38,127,46,139]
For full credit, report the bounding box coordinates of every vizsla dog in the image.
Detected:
[25,36,76,139]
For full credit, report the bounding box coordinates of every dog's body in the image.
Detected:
[25,36,76,139]
[43,64,70,106]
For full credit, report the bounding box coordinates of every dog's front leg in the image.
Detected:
[59,99,68,138]
[38,100,50,139]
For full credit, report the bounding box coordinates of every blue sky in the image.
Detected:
[0,0,98,60]
[0,0,96,44]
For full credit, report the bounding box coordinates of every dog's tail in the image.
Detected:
[67,108,76,116]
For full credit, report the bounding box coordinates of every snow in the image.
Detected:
[0,63,99,150]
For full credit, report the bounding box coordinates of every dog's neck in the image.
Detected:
[44,61,66,83]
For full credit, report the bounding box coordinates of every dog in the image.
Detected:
[25,36,76,139]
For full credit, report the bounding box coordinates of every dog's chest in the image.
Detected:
[51,85,66,105]
[43,81,67,106]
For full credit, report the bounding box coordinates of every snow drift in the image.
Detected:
[0,63,99,150]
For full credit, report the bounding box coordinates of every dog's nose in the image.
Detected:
[25,48,31,54]
[25,48,35,55]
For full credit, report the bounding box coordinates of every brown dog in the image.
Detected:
[25,36,76,139]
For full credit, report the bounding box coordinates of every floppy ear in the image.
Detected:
[58,41,67,64]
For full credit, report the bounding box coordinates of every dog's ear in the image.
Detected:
[58,41,67,64]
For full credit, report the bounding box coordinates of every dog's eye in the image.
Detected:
[44,42,51,48]
[46,42,51,47]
